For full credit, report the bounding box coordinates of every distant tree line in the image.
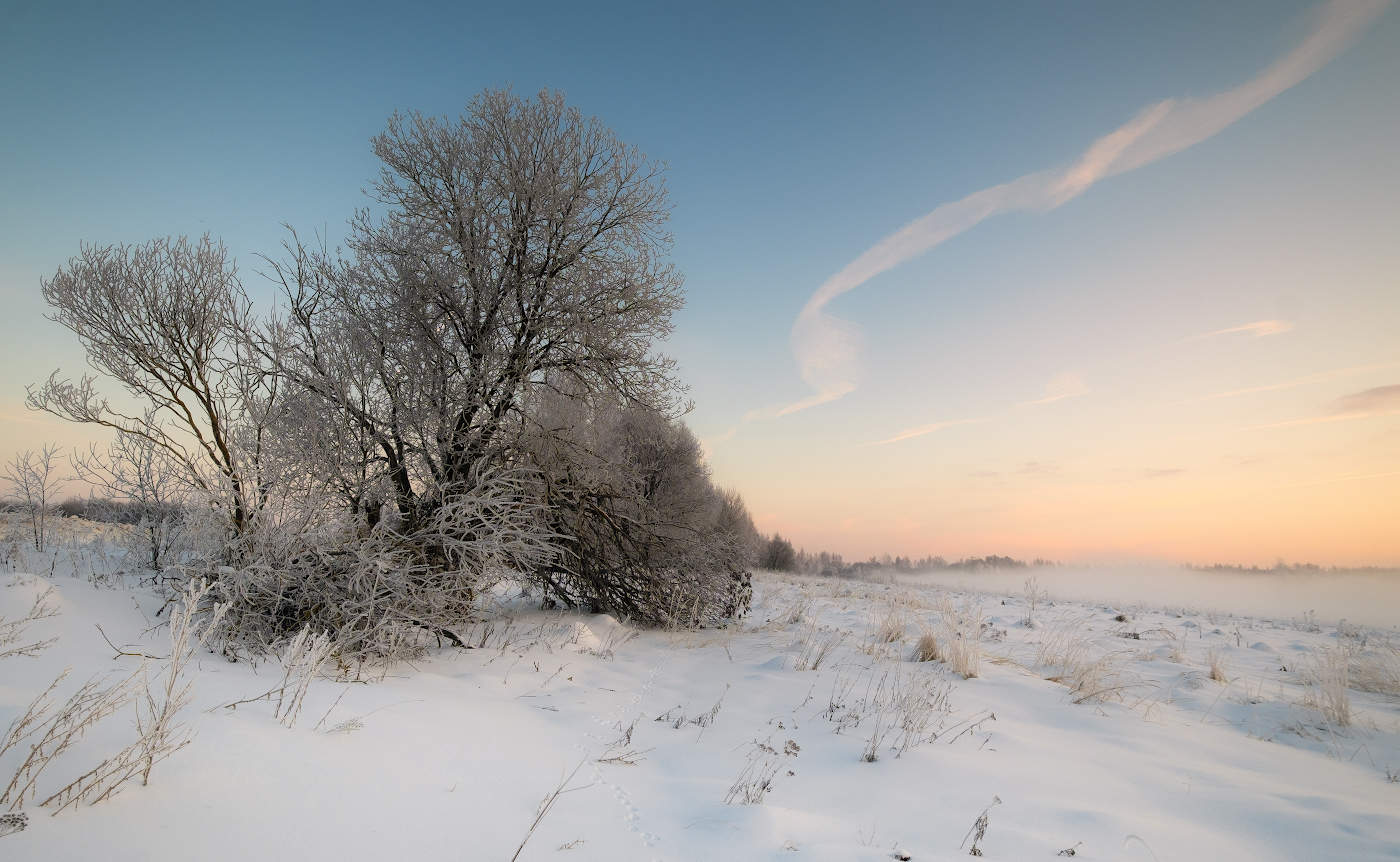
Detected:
[758,533,1055,576]
[1187,561,1399,575]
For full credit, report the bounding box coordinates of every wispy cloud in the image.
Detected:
[1186,319,1295,341]
[1246,405,1400,431]
[870,417,984,446]
[1021,372,1089,406]
[1276,469,1400,490]
[778,0,1388,417]
[1331,383,1400,414]
[1248,412,1395,430]
[1251,382,1400,429]
[1201,361,1399,400]
[1141,467,1187,479]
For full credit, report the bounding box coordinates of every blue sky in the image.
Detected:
[3,1,1398,563]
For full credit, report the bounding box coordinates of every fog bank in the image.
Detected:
[901,566,1400,630]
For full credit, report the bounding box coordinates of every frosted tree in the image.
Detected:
[70,430,192,573]
[28,237,279,540]
[265,89,684,529]
[3,444,63,552]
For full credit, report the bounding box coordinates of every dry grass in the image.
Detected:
[794,623,845,671]
[724,737,799,804]
[596,716,649,766]
[777,595,812,627]
[274,625,335,729]
[1022,576,1046,629]
[887,670,953,757]
[912,630,940,663]
[962,795,1002,857]
[42,580,229,812]
[1348,643,1400,696]
[826,666,954,763]
[0,579,228,814]
[872,602,907,644]
[1062,654,1134,705]
[1305,647,1352,728]
[943,632,981,680]
[510,762,589,861]
[1033,615,1139,704]
[0,585,59,659]
[1033,617,1093,670]
[1206,647,1230,684]
[932,595,982,679]
[0,668,139,810]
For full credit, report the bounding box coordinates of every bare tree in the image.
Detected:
[3,445,63,552]
[70,430,191,573]
[265,88,685,532]
[28,236,278,540]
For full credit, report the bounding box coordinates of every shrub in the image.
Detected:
[524,397,753,628]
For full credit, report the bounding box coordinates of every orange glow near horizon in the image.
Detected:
[709,340,1400,567]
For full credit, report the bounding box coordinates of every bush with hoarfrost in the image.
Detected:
[202,471,555,661]
[522,394,755,628]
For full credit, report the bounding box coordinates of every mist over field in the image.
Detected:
[903,566,1400,629]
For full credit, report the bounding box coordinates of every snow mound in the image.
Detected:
[565,614,625,653]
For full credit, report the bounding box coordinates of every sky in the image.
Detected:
[2,0,1397,566]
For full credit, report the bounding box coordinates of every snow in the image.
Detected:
[2,524,1399,860]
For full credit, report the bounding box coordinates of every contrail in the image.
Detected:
[869,417,985,447]
[781,0,1389,417]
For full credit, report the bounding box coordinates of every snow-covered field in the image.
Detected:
[3,521,1399,860]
